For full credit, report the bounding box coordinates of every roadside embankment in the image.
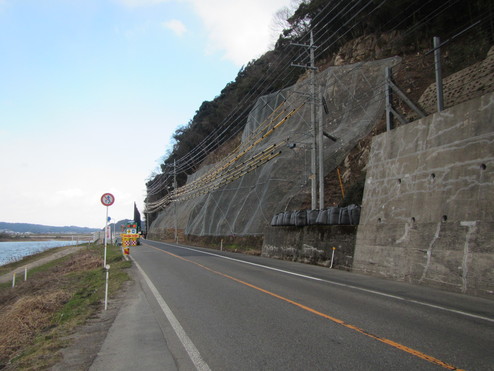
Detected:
[0,244,87,284]
[0,243,131,369]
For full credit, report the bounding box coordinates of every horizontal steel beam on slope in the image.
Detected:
[152,103,304,207]
[173,151,283,202]
[149,57,402,235]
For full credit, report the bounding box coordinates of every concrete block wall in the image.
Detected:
[262,225,357,269]
[419,46,494,114]
[354,92,494,297]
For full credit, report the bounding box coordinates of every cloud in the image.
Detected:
[188,0,290,66]
[56,188,86,199]
[162,19,187,36]
[112,0,292,65]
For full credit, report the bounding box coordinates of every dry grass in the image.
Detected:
[0,290,71,364]
[0,245,130,369]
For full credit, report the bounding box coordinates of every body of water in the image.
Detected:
[0,240,81,266]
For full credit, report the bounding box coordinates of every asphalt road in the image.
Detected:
[128,239,493,370]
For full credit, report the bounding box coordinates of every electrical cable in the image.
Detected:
[147,0,494,213]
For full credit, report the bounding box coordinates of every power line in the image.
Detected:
[147,0,494,210]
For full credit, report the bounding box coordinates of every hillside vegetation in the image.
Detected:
[146,0,494,225]
[0,222,99,235]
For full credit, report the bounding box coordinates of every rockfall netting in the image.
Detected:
[149,57,401,236]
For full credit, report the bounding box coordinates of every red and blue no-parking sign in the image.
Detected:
[100,193,115,206]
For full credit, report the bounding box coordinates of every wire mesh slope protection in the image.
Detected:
[149,56,401,237]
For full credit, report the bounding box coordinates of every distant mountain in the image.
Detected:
[0,222,100,234]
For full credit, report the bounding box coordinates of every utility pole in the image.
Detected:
[318,88,324,210]
[309,31,317,210]
[173,159,178,243]
[292,30,318,210]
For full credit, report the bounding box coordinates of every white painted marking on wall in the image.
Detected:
[460,221,477,227]
[133,260,211,371]
[419,221,442,283]
[396,221,411,244]
[146,241,494,324]
[460,221,477,293]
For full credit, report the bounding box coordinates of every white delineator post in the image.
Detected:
[330,247,336,269]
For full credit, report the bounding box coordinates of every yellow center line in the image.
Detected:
[143,243,464,371]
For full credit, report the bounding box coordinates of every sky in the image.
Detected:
[0,0,293,229]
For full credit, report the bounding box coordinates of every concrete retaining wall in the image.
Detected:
[262,226,357,269]
[354,92,494,298]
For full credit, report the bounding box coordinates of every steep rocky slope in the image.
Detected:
[148,56,399,238]
[147,0,492,238]
[147,22,494,241]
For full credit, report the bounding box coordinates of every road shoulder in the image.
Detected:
[89,263,178,371]
[51,268,133,370]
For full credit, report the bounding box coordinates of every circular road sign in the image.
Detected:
[101,193,115,207]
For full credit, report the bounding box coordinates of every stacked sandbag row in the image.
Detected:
[270,205,361,226]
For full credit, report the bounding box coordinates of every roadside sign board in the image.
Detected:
[101,193,115,206]
[101,192,115,270]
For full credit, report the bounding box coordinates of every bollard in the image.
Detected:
[24,266,27,281]
[330,247,336,269]
[12,272,16,288]
[220,239,223,251]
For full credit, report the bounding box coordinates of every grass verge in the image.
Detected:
[0,244,131,370]
[0,245,77,277]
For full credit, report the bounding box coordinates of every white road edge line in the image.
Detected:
[150,241,494,324]
[133,259,211,371]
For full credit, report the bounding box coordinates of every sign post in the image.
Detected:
[104,264,110,310]
[100,193,115,268]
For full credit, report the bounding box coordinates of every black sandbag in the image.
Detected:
[307,209,319,225]
[295,210,307,226]
[348,204,361,225]
[282,211,292,226]
[316,209,329,224]
[274,212,284,226]
[339,206,350,225]
[290,211,297,226]
[328,207,340,225]
[271,214,278,226]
